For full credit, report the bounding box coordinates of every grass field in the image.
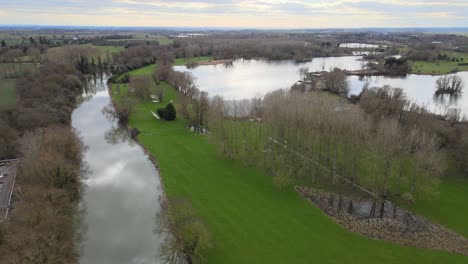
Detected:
[409,170,468,238]
[411,51,468,74]
[0,78,16,106]
[118,56,212,81]
[174,56,212,65]
[95,45,125,54]
[156,37,174,46]
[110,64,468,263]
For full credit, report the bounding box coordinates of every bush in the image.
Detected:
[157,102,176,121]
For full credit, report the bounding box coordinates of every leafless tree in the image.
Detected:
[159,197,212,264]
[322,68,349,96]
[130,75,152,100]
[435,75,464,95]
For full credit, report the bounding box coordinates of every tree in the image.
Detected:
[298,67,308,81]
[0,49,23,77]
[27,47,41,65]
[153,64,172,84]
[130,75,152,100]
[435,75,464,95]
[102,97,137,125]
[1,40,6,48]
[192,90,209,132]
[158,102,177,121]
[159,197,213,264]
[322,68,349,96]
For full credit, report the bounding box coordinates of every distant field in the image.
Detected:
[0,63,37,78]
[94,45,125,54]
[174,56,212,65]
[0,78,16,106]
[156,37,174,46]
[411,51,468,74]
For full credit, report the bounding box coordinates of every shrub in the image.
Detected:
[157,102,176,121]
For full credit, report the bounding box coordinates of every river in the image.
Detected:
[72,79,163,264]
[174,58,468,116]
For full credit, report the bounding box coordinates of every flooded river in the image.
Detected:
[72,79,163,264]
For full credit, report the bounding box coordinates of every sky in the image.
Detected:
[0,0,467,28]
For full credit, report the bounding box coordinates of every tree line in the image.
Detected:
[0,56,87,262]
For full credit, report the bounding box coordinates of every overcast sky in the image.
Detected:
[0,0,467,28]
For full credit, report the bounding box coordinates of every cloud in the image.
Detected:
[0,0,466,27]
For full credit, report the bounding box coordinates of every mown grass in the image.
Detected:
[410,51,468,74]
[110,65,468,263]
[0,78,16,106]
[408,164,468,238]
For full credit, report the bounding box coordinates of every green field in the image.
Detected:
[409,173,468,237]
[156,37,174,46]
[174,56,212,65]
[110,64,468,263]
[95,45,125,54]
[411,51,468,74]
[0,78,16,106]
[118,56,212,81]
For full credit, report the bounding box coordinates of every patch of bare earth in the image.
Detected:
[296,186,468,255]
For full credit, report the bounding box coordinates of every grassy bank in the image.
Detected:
[410,51,468,74]
[111,63,468,263]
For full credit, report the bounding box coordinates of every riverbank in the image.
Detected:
[187,59,234,67]
[110,62,468,263]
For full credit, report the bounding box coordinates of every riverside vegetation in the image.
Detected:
[109,54,468,263]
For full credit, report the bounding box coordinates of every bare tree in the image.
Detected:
[298,67,308,81]
[159,197,212,264]
[435,75,464,95]
[130,75,152,100]
[322,68,349,96]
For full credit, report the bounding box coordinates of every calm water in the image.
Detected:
[72,80,163,264]
[174,57,365,100]
[175,58,468,116]
[349,73,468,115]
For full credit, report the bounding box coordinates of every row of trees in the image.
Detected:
[0,57,87,263]
[0,126,84,263]
[207,88,444,202]
[172,35,346,61]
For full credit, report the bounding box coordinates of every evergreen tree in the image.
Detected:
[165,102,176,120]
[1,40,6,47]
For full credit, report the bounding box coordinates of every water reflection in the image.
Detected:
[175,58,468,116]
[174,57,365,100]
[349,72,468,115]
[72,82,163,263]
[104,125,135,146]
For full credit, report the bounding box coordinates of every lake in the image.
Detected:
[72,79,163,264]
[174,58,468,116]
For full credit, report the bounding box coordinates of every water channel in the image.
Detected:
[72,79,163,264]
